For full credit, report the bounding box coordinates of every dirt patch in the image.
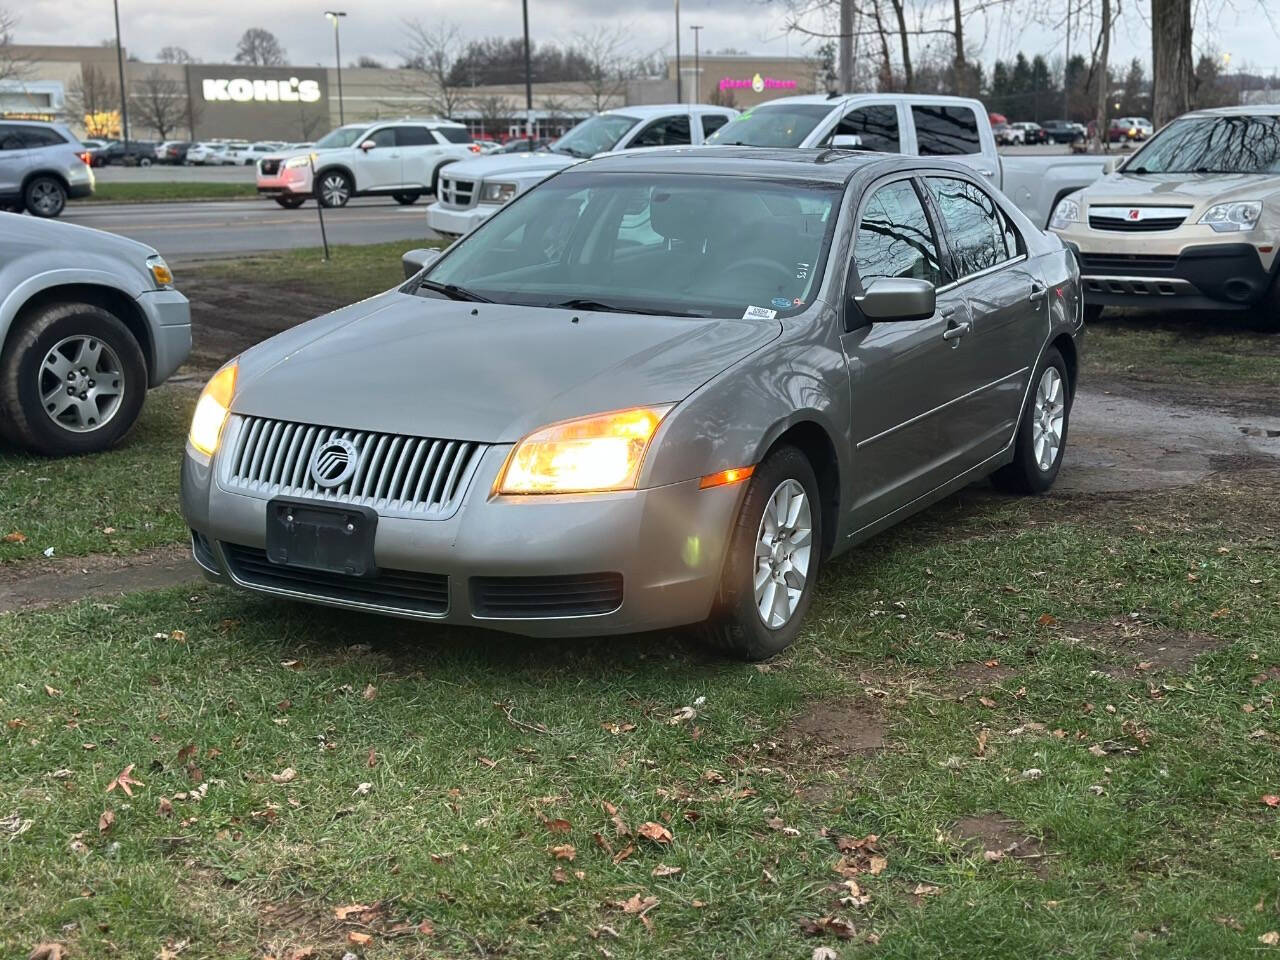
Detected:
[258,899,344,958]
[1060,619,1226,677]
[778,699,887,760]
[0,544,197,613]
[948,661,1019,689]
[952,812,1049,875]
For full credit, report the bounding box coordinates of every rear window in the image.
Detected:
[395,126,434,147]
[434,127,473,144]
[912,105,982,155]
[17,126,70,148]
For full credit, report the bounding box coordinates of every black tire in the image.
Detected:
[698,445,823,661]
[316,170,352,208]
[393,191,421,205]
[0,302,147,456]
[274,196,305,209]
[1253,277,1280,332]
[24,176,67,218]
[1083,304,1104,325]
[138,157,152,167]
[991,347,1072,495]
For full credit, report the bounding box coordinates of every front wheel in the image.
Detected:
[274,196,305,209]
[24,176,67,218]
[698,446,822,661]
[393,191,421,205]
[991,347,1072,495]
[138,157,152,167]
[316,171,352,208]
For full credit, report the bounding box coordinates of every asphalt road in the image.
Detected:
[61,197,438,259]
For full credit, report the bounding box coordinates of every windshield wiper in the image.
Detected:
[551,298,692,317]
[417,279,492,303]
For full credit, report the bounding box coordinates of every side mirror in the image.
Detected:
[402,247,442,280]
[1102,156,1121,174]
[360,139,377,152]
[831,134,863,149]
[853,277,936,323]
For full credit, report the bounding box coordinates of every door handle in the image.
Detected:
[1028,283,1047,302]
[978,168,996,177]
[942,321,971,341]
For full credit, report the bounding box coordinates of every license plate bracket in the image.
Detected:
[265,499,377,577]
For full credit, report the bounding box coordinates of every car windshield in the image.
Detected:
[707,103,833,147]
[313,125,369,150]
[1125,115,1280,174]
[417,172,840,319]
[549,114,637,158]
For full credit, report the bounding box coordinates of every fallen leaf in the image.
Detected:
[978,696,997,709]
[417,919,434,934]
[637,821,673,844]
[106,763,144,797]
[334,903,371,921]
[157,796,174,818]
[1210,607,1230,620]
[868,855,887,875]
[1036,613,1057,626]
[651,863,682,877]
[98,809,115,833]
[617,894,659,915]
[546,818,572,834]
[177,744,196,764]
[552,866,569,884]
[912,883,941,897]
[170,630,187,642]
[353,782,372,796]
[347,931,372,946]
[550,844,576,861]
[799,916,856,939]
[611,842,635,864]
[1260,931,1280,947]
[43,685,62,698]
[1263,795,1280,808]
[27,944,66,960]
[271,767,297,784]
[362,684,378,701]
[2,531,27,543]
[813,948,840,960]
[280,659,303,670]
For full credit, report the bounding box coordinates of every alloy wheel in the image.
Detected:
[320,174,350,206]
[28,180,64,216]
[1032,367,1066,471]
[753,479,813,629]
[39,335,125,433]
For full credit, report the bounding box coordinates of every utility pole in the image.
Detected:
[112,0,130,145]
[1063,0,1071,120]
[325,12,347,125]
[838,0,853,93]
[674,0,682,104]
[522,0,534,137]
[690,25,702,103]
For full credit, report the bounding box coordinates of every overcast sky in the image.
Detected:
[17,0,1280,76]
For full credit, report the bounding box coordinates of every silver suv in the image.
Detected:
[0,121,95,218]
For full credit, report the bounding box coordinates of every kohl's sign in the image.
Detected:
[719,73,798,94]
[202,76,322,104]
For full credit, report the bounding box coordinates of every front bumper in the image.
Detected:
[426,201,494,237]
[181,441,743,637]
[257,166,313,198]
[136,288,192,385]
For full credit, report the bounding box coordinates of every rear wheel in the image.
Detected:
[274,196,305,209]
[991,347,1072,495]
[393,191,421,205]
[0,301,147,456]
[316,170,352,208]
[138,157,152,167]
[24,177,67,218]
[698,446,822,661]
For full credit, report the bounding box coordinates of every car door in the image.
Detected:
[0,124,30,198]
[394,125,438,189]
[908,103,998,179]
[815,102,902,151]
[919,175,1044,464]
[699,111,732,142]
[353,126,400,190]
[840,175,975,530]
[623,114,692,149]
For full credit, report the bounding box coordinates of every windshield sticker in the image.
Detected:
[771,297,793,309]
[743,305,778,320]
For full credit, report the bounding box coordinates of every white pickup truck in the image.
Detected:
[707,93,1108,228]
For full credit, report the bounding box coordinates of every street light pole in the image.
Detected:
[522,0,534,138]
[112,0,130,145]
[325,11,347,125]
[674,0,682,104]
[690,25,702,104]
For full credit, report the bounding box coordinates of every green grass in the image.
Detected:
[2,485,1278,958]
[1085,319,1280,386]
[84,182,259,204]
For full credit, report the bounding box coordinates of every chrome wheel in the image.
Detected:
[28,179,65,216]
[753,479,813,629]
[1032,367,1065,471]
[39,335,125,433]
[319,173,350,206]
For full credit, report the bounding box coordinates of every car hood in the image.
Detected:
[1081,171,1280,208]
[231,292,781,443]
[441,152,579,180]
[1,212,158,260]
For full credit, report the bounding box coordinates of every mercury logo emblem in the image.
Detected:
[310,437,359,488]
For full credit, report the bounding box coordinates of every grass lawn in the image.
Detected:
[2,477,1278,958]
[84,182,259,204]
[1085,316,1280,387]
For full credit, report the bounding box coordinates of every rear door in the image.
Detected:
[394,125,438,189]
[622,114,693,149]
[908,102,998,180]
[922,174,1043,465]
[840,175,974,529]
[0,124,29,198]
[353,126,400,190]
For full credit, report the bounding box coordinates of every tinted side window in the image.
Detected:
[20,127,69,148]
[912,105,981,155]
[0,124,22,150]
[434,127,473,144]
[824,105,900,151]
[629,115,692,148]
[924,177,1017,277]
[700,113,730,138]
[854,180,943,289]
[395,126,434,147]
[366,128,396,148]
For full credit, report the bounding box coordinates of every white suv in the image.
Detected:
[257,119,474,209]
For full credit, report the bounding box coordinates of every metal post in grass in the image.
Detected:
[309,153,330,261]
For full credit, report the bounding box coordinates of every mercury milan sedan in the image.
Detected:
[182,149,1082,659]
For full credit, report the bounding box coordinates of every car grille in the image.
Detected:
[439,176,477,209]
[471,573,624,618]
[1078,253,1179,274]
[220,416,487,520]
[259,158,281,176]
[223,543,449,615]
[1088,213,1187,232]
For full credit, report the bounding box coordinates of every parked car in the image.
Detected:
[1108,117,1152,142]
[993,122,1022,146]
[96,140,160,166]
[1050,105,1280,328]
[183,148,1082,659]
[469,138,501,154]
[1041,120,1085,144]
[155,140,192,164]
[79,138,108,153]
[1011,121,1048,145]
[0,213,189,454]
[230,142,282,165]
[495,137,556,154]
[256,119,475,209]
[427,104,738,237]
[186,142,236,165]
[0,120,95,217]
[706,93,1108,227]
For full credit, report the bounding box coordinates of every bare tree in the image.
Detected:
[573,26,631,111]
[395,20,469,118]
[354,55,384,69]
[1093,0,1113,149]
[1150,0,1192,126]
[234,28,287,67]
[130,68,186,140]
[65,64,120,137]
[156,45,198,64]
[0,7,32,84]
[473,94,510,137]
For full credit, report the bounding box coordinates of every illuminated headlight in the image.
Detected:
[1199,200,1262,233]
[479,181,518,205]
[1049,196,1080,232]
[146,255,174,288]
[497,406,672,494]
[188,362,238,458]
[284,155,312,169]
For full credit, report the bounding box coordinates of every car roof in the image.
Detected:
[757,92,985,110]
[604,103,736,118]
[1182,104,1280,119]
[569,145,969,184]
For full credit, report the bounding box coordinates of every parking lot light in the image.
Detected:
[325,11,347,125]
